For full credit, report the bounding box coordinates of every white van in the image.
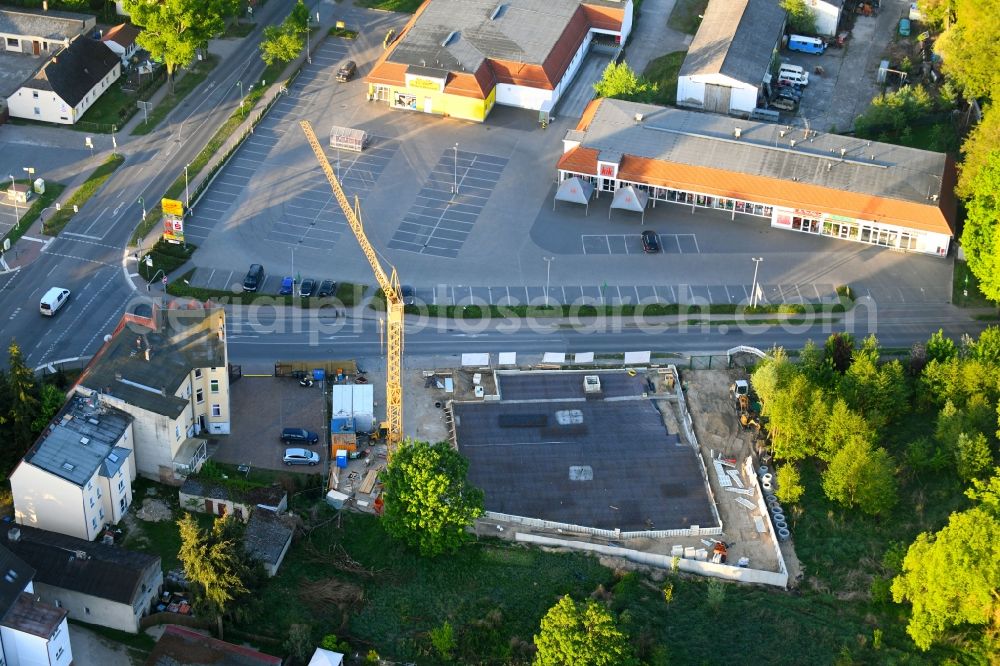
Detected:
[778,64,810,86]
[40,287,71,316]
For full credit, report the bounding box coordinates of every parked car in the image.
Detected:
[281,427,320,444]
[317,280,336,297]
[299,278,316,297]
[283,448,320,466]
[279,276,294,295]
[768,96,797,111]
[400,285,415,306]
[243,264,265,292]
[899,18,911,36]
[640,230,660,253]
[336,60,357,82]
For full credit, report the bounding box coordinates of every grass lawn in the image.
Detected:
[644,51,686,106]
[1,181,65,246]
[122,479,215,572]
[667,0,708,34]
[167,268,368,307]
[132,55,219,136]
[354,0,423,11]
[952,259,994,308]
[43,154,124,236]
[77,83,139,130]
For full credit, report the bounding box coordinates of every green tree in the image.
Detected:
[781,0,817,34]
[533,595,636,666]
[955,432,993,481]
[123,0,217,90]
[956,104,1000,199]
[30,383,65,433]
[430,620,456,661]
[593,62,658,103]
[925,329,958,363]
[321,634,350,653]
[177,514,250,638]
[381,440,484,557]
[4,341,40,456]
[822,399,874,462]
[259,24,303,66]
[775,463,804,504]
[289,0,310,33]
[824,333,855,373]
[853,86,935,142]
[766,374,827,461]
[912,0,953,29]
[750,347,797,411]
[822,439,898,515]
[892,470,1000,650]
[960,150,1000,302]
[936,0,1000,100]
[969,326,1000,365]
[798,339,836,390]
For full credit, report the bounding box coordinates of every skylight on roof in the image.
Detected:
[62,462,75,471]
[4,569,17,584]
[108,453,119,463]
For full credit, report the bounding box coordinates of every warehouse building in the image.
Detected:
[366,0,633,122]
[675,0,786,116]
[556,98,956,256]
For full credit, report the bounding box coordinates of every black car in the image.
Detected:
[317,280,336,297]
[336,60,357,82]
[299,279,316,297]
[641,230,660,253]
[280,427,320,444]
[243,264,265,292]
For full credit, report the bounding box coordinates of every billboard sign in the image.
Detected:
[163,217,184,243]
[162,198,184,217]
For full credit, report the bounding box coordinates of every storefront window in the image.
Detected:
[393,93,417,110]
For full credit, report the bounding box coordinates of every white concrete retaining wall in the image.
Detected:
[486,512,722,540]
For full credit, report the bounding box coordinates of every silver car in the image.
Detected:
[283,448,320,466]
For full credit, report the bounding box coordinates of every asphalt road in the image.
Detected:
[0,0,294,370]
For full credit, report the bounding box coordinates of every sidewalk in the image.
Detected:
[624,0,691,74]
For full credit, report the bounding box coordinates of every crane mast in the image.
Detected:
[299,121,403,454]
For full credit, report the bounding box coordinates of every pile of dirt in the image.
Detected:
[136,498,174,522]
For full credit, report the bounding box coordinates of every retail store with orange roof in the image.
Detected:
[556,98,956,256]
[366,0,633,122]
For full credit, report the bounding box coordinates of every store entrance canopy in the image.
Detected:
[609,185,649,223]
[553,177,595,215]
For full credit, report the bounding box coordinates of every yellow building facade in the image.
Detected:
[369,72,496,122]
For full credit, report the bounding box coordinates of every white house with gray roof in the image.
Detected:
[0,7,93,57]
[676,0,786,115]
[10,394,136,542]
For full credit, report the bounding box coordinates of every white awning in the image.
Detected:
[498,352,517,366]
[542,352,566,364]
[574,352,595,363]
[553,177,595,215]
[461,353,490,367]
[609,185,649,223]
[624,350,651,365]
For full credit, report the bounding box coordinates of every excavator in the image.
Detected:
[300,121,404,458]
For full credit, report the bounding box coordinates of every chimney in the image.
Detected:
[840,147,846,159]
[8,527,21,543]
[790,139,796,148]
[733,127,741,139]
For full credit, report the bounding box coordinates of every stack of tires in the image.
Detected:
[759,466,791,541]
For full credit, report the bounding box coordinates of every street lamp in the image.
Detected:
[306,16,312,65]
[22,166,34,187]
[111,126,118,157]
[452,143,459,195]
[543,256,554,307]
[8,174,19,228]
[85,136,93,158]
[750,257,763,308]
[184,163,191,211]
[137,196,146,221]
[290,246,297,285]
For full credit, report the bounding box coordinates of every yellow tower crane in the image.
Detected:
[299,121,404,455]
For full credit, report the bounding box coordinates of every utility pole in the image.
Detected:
[543,256,554,307]
[750,257,763,308]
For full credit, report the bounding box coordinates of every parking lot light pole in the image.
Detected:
[750,257,763,308]
[543,256,554,307]
[184,163,191,212]
[452,143,459,194]
[290,247,296,285]
[9,174,19,227]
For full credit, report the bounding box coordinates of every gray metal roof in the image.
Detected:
[579,98,950,206]
[24,394,133,487]
[0,7,92,42]
[0,545,34,620]
[678,0,787,85]
[79,308,227,418]
[243,509,293,565]
[389,0,624,71]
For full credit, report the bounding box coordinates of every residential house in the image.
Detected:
[75,307,231,485]
[147,625,282,665]
[179,478,287,521]
[806,0,844,37]
[0,7,93,57]
[10,394,136,542]
[101,23,141,67]
[243,508,294,577]
[6,35,121,125]
[0,544,73,666]
[4,525,162,635]
[676,0,787,116]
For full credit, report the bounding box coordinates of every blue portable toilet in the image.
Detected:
[336,450,348,468]
[312,368,325,381]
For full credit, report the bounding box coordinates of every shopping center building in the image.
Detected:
[556,98,956,256]
[365,0,632,122]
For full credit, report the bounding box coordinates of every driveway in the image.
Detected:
[69,623,146,666]
[623,0,691,74]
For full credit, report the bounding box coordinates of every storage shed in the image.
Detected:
[331,384,374,434]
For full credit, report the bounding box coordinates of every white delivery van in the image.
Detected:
[40,287,71,316]
[778,64,810,86]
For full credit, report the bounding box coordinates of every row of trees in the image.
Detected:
[259,0,310,67]
[755,327,1000,651]
[0,341,66,478]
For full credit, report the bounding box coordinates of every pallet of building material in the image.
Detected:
[734,496,756,510]
[726,469,744,488]
[724,486,754,496]
[358,468,381,495]
[713,461,733,487]
[328,466,340,491]
[754,516,767,533]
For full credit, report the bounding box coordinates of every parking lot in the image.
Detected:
[211,376,327,473]
[183,0,953,309]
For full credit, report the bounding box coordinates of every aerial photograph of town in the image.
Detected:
[0,0,997,663]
